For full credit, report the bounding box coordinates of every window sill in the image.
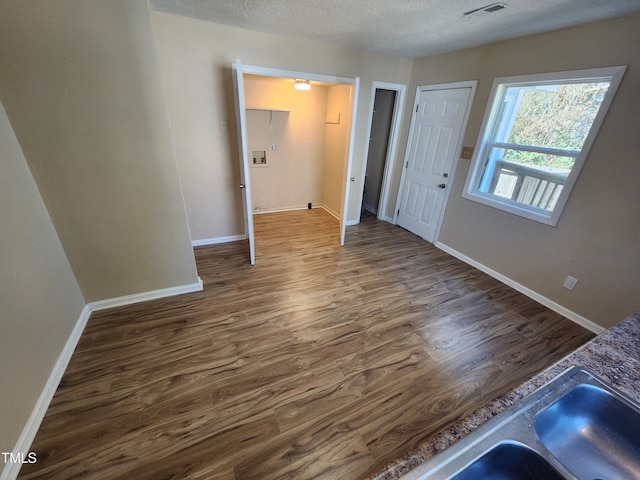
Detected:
[461,190,559,226]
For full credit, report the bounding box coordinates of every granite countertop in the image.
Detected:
[367,311,640,480]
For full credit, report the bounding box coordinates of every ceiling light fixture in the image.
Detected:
[294,79,311,91]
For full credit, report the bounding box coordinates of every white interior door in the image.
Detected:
[231,61,255,265]
[340,77,359,246]
[397,86,474,243]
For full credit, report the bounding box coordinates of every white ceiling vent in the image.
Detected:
[463,3,509,18]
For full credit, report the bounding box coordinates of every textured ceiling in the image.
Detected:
[149,0,640,58]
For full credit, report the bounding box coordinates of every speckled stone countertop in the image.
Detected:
[366,311,640,480]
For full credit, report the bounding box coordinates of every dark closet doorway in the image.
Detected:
[362,82,406,222]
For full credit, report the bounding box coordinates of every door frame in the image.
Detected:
[233,61,359,249]
[394,80,477,243]
[232,61,256,264]
[360,81,406,223]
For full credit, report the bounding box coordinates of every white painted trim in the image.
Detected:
[322,205,341,221]
[394,81,478,244]
[240,64,355,86]
[360,81,407,224]
[1,305,92,480]
[88,278,203,312]
[341,77,360,246]
[192,234,246,247]
[202,205,335,223]
[235,61,358,249]
[2,276,207,480]
[345,219,359,226]
[435,241,605,334]
[232,60,256,265]
[461,65,627,227]
[378,83,406,223]
[253,205,323,215]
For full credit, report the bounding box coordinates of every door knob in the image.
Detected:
[239,184,246,189]
[438,183,446,189]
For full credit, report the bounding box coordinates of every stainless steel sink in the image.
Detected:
[400,367,640,480]
[450,441,565,480]
[536,383,640,480]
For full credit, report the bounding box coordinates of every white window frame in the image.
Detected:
[462,66,626,226]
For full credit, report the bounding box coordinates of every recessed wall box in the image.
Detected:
[252,150,266,165]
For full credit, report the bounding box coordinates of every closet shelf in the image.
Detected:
[246,107,290,126]
[246,107,290,112]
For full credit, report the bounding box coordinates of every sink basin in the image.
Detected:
[399,367,640,480]
[450,442,565,480]
[535,383,640,480]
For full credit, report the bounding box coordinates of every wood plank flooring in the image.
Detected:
[18,209,594,480]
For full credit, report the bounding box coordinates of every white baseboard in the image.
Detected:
[321,205,341,221]
[192,234,245,247]
[435,242,605,335]
[0,305,92,480]
[2,276,206,480]
[361,205,393,224]
[253,204,323,215]
[88,277,203,312]
[345,219,359,226]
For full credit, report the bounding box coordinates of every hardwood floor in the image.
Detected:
[19,209,594,479]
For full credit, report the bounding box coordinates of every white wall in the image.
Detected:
[0,100,85,458]
[244,76,328,213]
[150,11,413,242]
[391,13,640,328]
[0,0,199,303]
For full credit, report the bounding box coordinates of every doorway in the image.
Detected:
[395,81,477,243]
[232,61,360,264]
[361,82,406,223]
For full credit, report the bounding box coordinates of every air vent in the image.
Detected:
[463,2,508,18]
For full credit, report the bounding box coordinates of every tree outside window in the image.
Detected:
[463,66,626,226]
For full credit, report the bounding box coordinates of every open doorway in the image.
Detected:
[243,75,350,219]
[361,82,406,223]
[232,61,359,264]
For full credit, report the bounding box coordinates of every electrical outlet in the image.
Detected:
[563,275,579,291]
[461,146,474,160]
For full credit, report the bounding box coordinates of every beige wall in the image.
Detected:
[323,85,355,218]
[0,100,85,454]
[0,0,199,302]
[150,11,413,241]
[244,76,328,212]
[393,14,640,328]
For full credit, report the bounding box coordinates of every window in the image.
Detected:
[462,66,626,226]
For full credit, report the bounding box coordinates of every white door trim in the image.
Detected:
[232,60,256,264]
[360,81,407,223]
[394,80,477,243]
[241,64,355,86]
[341,77,360,245]
[234,62,359,248]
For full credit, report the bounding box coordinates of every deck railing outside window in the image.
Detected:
[462,66,626,225]
[489,160,566,212]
